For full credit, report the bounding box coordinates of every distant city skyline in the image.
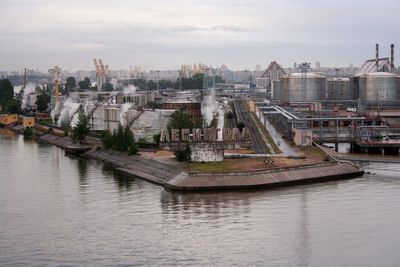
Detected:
[1,0,399,72]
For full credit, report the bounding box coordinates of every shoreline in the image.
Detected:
[4,125,365,191]
[82,137,364,191]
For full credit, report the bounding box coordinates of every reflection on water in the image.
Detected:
[1,130,400,267]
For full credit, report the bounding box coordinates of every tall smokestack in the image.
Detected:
[376,43,379,70]
[391,44,395,71]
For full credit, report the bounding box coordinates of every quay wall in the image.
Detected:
[36,133,364,191]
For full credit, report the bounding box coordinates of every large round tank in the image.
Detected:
[327,78,352,100]
[363,72,398,101]
[279,73,326,101]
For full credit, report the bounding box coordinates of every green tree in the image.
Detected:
[34,85,44,94]
[192,73,204,89]
[102,123,135,152]
[65,76,77,92]
[36,94,50,112]
[5,99,19,113]
[0,79,14,110]
[215,75,225,83]
[168,110,194,129]
[102,81,114,91]
[158,79,174,89]
[23,127,34,139]
[128,144,138,155]
[153,133,161,144]
[147,80,157,90]
[146,101,161,110]
[174,145,191,162]
[101,130,113,149]
[132,79,148,90]
[78,77,91,90]
[71,105,90,143]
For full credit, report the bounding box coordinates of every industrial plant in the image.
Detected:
[2,43,400,189]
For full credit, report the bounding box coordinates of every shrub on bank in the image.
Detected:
[101,123,136,154]
[23,127,34,139]
[174,145,192,162]
[128,144,138,155]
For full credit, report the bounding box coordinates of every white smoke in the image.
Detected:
[201,88,221,124]
[217,103,224,140]
[57,98,81,127]
[201,87,224,140]
[110,78,119,90]
[21,83,36,110]
[123,84,137,94]
[120,103,133,126]
[50,101,61,124]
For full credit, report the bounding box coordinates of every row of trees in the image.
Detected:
[65,77,94,92]
[64,73,225,93]
[101,124,138,155]
[0,78,51,113]
[0,79,14,113]
[120,74,225,91]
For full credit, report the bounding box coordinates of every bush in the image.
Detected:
[101,130,113,149]
[174,145,192,162]
[128,144,138,155]
[23,127,34,139]
[153,133,161,144]
[100,125,136,152]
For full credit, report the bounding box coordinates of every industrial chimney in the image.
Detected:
[375,43,379,70]
[390,44,395,71]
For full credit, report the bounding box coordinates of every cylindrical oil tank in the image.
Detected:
[359,72,399,101]
[272,80,285,101]
[278,73,326,101]
[326,78,354,100]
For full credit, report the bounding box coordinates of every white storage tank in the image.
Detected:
[358,72,399,101]
[277,73,326,101]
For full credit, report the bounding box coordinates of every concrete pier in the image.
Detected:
[84,149,363,191]
[166,162,363,190]
[39,134,93,154]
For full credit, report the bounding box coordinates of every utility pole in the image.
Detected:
[22,68,33,89]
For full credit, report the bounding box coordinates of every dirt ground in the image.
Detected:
[225,149,255,154]
[144,146,328,173]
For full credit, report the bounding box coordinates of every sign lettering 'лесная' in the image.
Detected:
[160,127,251,142]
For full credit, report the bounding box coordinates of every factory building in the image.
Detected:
[129,109,175,142]
[20,116,35,129]
[115,91,155,106]
[272,44,399,105]
[256,61,286,89]
[357,44,395,75]
[162,101,202,123]
[0,114,19,126]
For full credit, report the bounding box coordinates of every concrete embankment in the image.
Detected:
[83,148,363,191]
[36,133,364,191]
[84,149,182,186]
[166,162,363,190]
[39,134,93,154]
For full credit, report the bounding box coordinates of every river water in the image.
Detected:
[1,128,400,267]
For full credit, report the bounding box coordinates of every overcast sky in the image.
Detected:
[1,0,399,71]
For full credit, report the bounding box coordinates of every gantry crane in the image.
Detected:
[48,66,61,108]
[94,58,108,90]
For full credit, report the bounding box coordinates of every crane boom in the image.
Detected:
[93,59,100,73]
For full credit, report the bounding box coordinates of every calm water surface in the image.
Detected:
[1,128,400,267]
